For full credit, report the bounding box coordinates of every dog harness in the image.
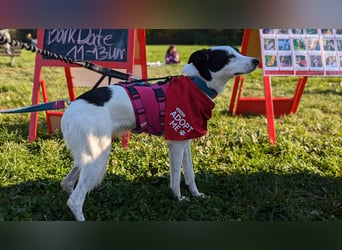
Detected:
[119,76,217,140]
[119,78,169,136]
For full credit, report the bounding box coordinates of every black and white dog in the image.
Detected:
[60,46,259,221]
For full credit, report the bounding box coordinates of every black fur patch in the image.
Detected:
[208,50,230,72]
[77,87,112,106]
[188,49,230,81]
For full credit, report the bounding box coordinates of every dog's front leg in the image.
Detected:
[167,140,189,200]
[182,142,206,198]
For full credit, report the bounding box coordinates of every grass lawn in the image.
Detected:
[0,45,341,221]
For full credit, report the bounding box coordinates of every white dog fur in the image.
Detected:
[60,46,259,221]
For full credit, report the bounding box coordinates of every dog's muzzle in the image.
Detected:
[234,58,259,75]
[252,58,259,67]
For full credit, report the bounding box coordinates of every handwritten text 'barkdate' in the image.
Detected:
[46,29,127,61]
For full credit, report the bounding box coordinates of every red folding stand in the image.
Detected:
[28,29,147,149]
[38,67,77,136]
[229,29,308,144]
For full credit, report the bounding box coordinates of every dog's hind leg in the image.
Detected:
[60,164,80,196]
[167,140,190,200]
[182,142,206,198]
[67,136,112,221]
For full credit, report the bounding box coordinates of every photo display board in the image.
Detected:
[260,29,342,76]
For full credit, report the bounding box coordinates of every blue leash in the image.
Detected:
[0,100,66,114]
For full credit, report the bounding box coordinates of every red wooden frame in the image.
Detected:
[229,29,308,144]
[28,29,147,146]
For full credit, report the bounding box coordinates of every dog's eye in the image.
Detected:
[227,54,235,59]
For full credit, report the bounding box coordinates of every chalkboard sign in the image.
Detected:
[43,29,128,62]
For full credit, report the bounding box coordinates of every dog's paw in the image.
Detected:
[194,193,210,199]
[67,198,85,221]
[178,196,190,202]
[60,180,73,196]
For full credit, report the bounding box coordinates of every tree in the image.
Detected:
[146,29,243,45]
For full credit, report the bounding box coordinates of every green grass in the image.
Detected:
[0,46,342,221]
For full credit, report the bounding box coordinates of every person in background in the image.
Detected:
[26,33,37,47]
[165,45,180,64]
[0,29,12,55]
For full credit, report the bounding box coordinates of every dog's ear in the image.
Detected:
[188,49,213,81]
[188,49,230,81]
[207,50,230,72]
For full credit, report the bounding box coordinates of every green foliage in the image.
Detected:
[146,29,243,45]
[0,46,342,221]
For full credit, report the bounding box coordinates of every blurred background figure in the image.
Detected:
[165,45,180,64]
[0,29,12,55]
[26,33,37,46]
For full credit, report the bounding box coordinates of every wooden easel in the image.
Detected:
[229,29,308,144]
[28,29,147,147]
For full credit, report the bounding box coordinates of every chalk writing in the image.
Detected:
[43,29,128,62]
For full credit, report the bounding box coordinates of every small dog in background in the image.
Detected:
[60,46,259,221]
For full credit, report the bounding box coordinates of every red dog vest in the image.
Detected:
[119,76,216,140]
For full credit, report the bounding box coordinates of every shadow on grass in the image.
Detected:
[304,88,342,96]
[1,170,342,221]
[0,117,55,142]
[218,109,265,119]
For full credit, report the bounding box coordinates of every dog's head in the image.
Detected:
[182,46,259,93]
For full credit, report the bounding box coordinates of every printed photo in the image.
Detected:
[277,29,289,34]
[264,38,276,50]
[295,55,307,68]
[335,29,342,35]
[336,39,342,51]
[293,38,306,51]
[325,55,338,67]
[262,29,274,34]
[308,38,320,51]
[306,29,318,35]
[278,39,291,51]
[321,29,334,35]
[310,55,323,68]
[265,55,277,67]
[292,29,304,35]
[279,55,292,67]
[322,39,335,51]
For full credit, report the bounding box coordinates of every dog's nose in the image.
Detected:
[252,58,259,66]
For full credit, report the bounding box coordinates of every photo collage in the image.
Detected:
[260,29,342,76]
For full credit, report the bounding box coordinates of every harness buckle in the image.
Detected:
[128,86,140,99]
[136,107,145,115]
[156,96,166,102]
[132,93,140,100]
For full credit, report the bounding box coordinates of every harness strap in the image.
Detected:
[127,85,148,133]
[152,85,166,129]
